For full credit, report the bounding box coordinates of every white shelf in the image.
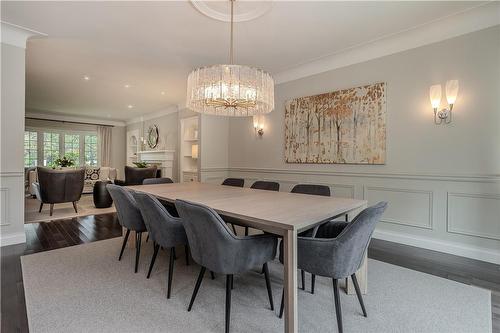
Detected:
[184,138,198,142]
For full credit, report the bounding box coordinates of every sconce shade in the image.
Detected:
[445,80,459,105]
[429,84,442,109]
[191,144,198,159]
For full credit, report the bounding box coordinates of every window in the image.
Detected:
[84,134,98,166]
[24,131,38,167]
[64,134,80,163]
[43,132,60,166]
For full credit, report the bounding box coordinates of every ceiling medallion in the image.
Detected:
[186,0,275,117]
[191,0,272,23]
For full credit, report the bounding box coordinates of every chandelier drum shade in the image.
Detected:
[186,64,274,116]
[186,0,275,116]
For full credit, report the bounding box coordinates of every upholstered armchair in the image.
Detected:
[32,167,85,216]
[114,166,157,186]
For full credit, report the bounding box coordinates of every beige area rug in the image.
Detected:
[25,194,115,223]
[21,238,491,333]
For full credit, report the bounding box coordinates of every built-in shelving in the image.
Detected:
[180,116,199,182]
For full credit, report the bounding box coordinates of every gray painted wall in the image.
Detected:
[224,26,500,263]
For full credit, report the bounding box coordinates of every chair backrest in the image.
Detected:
[124,166,157,185]
[143,177,173,185]
[250,180,280,191]
[221,178,244,187]
[291,184,331,197]
[132,192,186,248]
[315,202,387,278]
[106,184,145,231]
[37,167,85,203]
[175,199,237,270]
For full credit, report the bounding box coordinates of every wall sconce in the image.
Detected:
[253,115,264,136]
[191,144,198,159]
[429,79,459,124]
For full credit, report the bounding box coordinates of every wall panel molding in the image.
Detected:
[0,188,10,226]
[364,186,433,230]
[225,167,499,183]
[447,192,500,241]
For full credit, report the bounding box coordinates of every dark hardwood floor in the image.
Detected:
[1,213,499,332]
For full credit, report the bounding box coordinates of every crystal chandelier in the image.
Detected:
[186,0,274,116]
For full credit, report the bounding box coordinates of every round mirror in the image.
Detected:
[147,125,159,149]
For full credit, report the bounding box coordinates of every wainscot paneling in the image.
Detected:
[220,167,500,264]
[0,188,9,226]
[447,192,500,241]
[363,186,433,230]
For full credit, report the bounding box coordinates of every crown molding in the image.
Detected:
[1,21,46,49]
[25,109,126,127]
[126,105,179,125]
[274,2,500,84]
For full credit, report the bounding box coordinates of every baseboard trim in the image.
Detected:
[0,232,26,247]
[373,229,500,265]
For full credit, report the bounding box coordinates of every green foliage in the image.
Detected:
[53,154,77,168]
[132,161,149,168]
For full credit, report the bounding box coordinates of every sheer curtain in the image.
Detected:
[97,126,112,167]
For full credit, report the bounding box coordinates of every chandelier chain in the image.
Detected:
[230,0,234,65]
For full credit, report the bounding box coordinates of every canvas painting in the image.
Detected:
[284,82,386,164]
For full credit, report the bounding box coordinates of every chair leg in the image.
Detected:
[188,266,206,311]
[231,224,237,235]
[172,247,177,260]
[119,229,130,261]
[210,271,215,280]
[279,289,284,319]
[262,263,274,311]
[185,245,190,266]
[146,234,149,243]
[49,203,54,216]
[351,273,367,317]
[135,232,142,273]
[301,270,305,290]
[147,243,160,279]
[38,202,43,213]
[311,274,316,294]
[225,274,233,333]
[167,247,175,299]
[72,201,78,213]
[244,226,249,236]
[332,279,343,333]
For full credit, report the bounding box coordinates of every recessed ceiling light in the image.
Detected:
[83,75,90,81]
[127,105,134,109]
[124,84,130,88]
[161,91,165,95]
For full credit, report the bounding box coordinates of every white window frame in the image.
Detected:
[25,126,99,167]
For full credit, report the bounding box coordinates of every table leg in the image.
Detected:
[345,203,368,295]
[283,229,298,333]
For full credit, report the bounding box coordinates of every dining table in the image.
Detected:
[127,182,368,333]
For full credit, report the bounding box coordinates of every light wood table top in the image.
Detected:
[128,182,367,234]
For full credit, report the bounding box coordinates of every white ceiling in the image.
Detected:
[1,1,494,121]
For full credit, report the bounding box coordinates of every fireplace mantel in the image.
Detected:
[137,150,175,179]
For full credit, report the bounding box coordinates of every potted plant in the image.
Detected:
[52,155,76,169]
[132,161,148,168]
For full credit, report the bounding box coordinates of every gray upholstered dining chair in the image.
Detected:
[133,192,189,299]
[175,199,278,333]
[106,184,147,273]
[243,180,280,236]
[250,180,280,192]
[143,177,174,185]
[291,184,331,291]
[221,178,245,234]
[278,202,388,333]
[221,178,244,187]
